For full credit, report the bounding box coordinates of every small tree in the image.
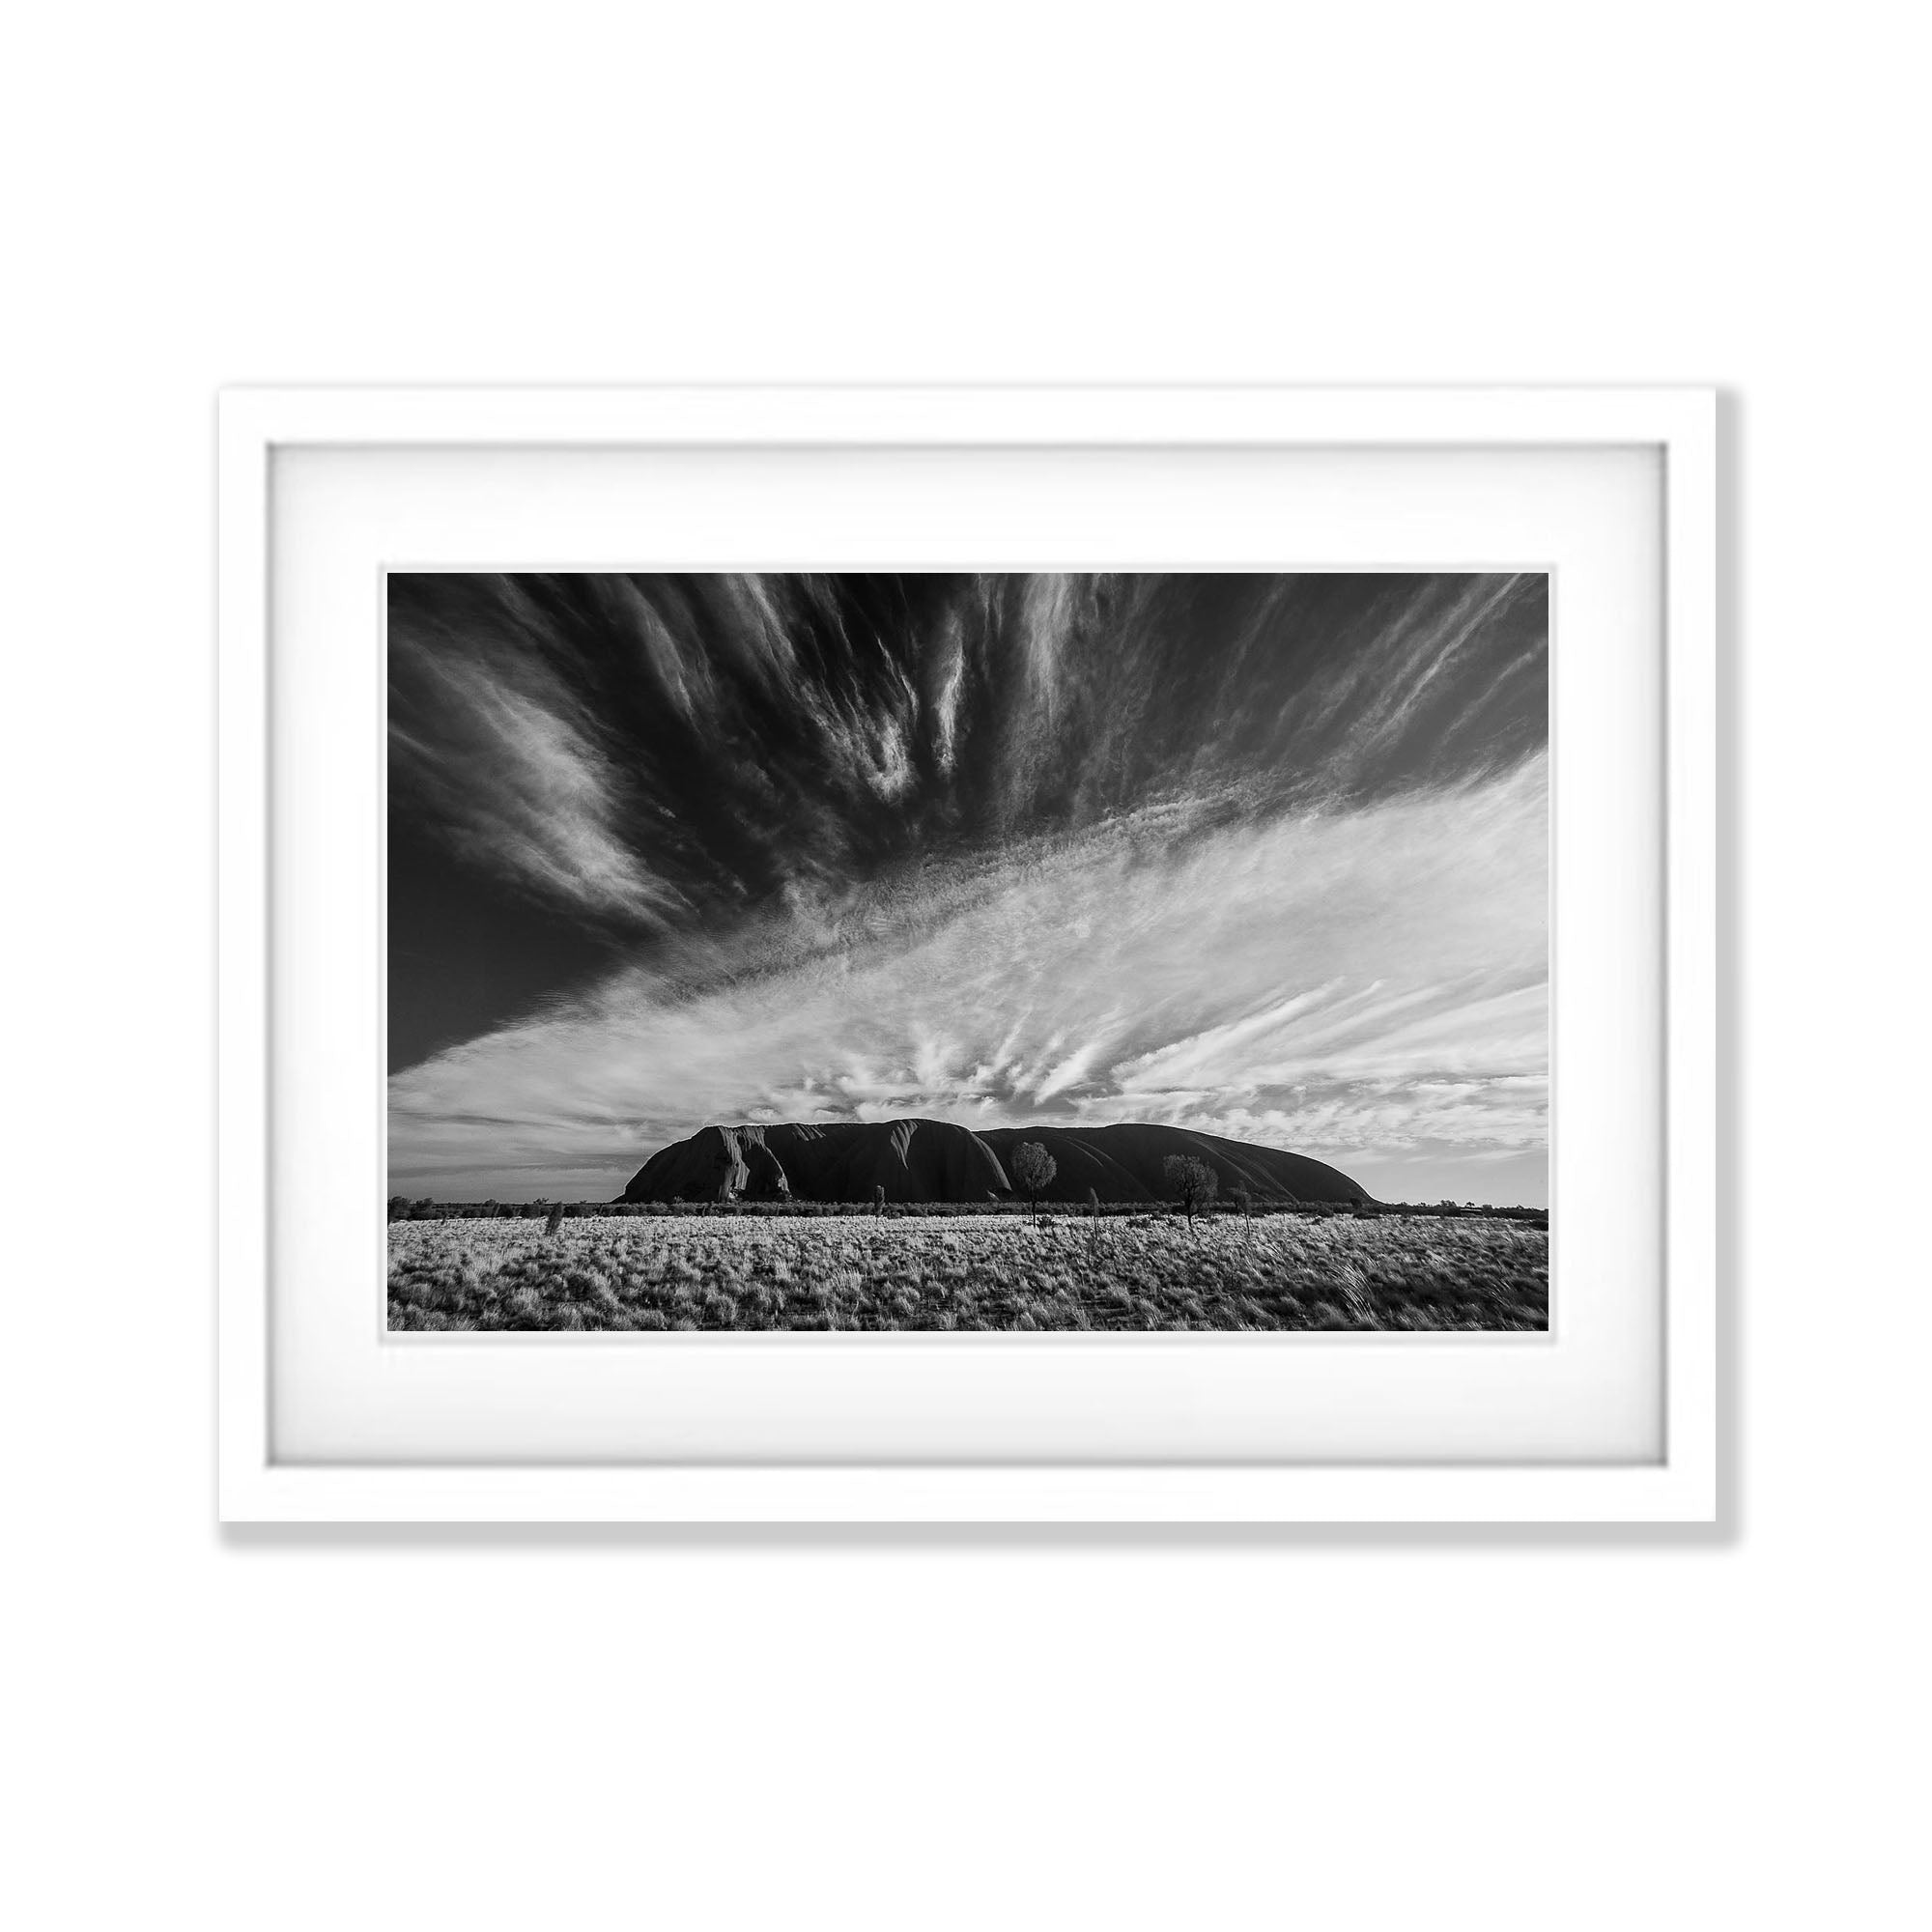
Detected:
[874,1182,887,1218]
[1010,1142,1056,1227]
[1162,1154,1217,1232]
[544,1201,565,1236]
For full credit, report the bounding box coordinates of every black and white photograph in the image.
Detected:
[387,570,1550,1331]
[24,0,1932,1922]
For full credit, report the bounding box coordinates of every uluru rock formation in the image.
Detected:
[619,1119,1369,1207]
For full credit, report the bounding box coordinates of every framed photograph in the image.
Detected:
[218,386,1716,1521]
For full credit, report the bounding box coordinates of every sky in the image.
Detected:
[388,573,1548,1204]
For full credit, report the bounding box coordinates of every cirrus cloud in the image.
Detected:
[389,751,1548,1200]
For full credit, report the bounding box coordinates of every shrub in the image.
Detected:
[1009,1142,1057,1227]
[1162,1155,1217,1230]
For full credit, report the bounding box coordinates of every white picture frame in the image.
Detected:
[218,385,1717,1523]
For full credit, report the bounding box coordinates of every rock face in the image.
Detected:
[618,1119,1369,1207]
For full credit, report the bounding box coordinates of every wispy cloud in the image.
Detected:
[389,572,1547,932]
[390,652,682,924]
[389,753,1548,1198]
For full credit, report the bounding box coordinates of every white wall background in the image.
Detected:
[3,5,1925,1927]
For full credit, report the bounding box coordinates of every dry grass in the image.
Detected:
[388,1212,1548,1332]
